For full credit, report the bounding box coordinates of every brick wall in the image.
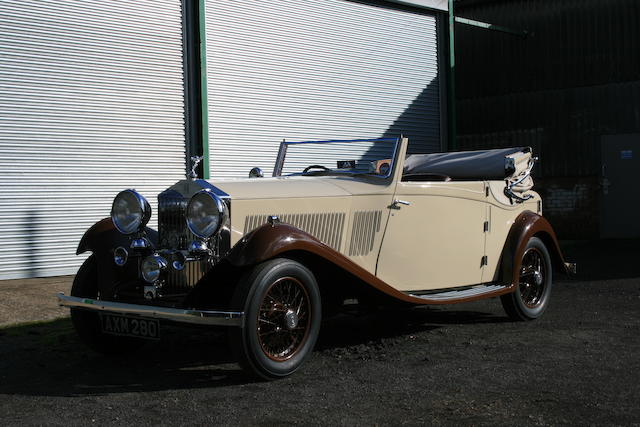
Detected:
[535,176,599,239]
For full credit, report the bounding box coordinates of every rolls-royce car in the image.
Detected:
[57,136,574,379]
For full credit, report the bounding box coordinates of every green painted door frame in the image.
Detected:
[447,0,457,151]
[198,0,210,179]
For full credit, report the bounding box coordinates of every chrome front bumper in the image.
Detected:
[56,293,244,327]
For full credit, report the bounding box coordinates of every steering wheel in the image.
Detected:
[302,164,330,174]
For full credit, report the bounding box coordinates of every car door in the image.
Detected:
[376,181,487,292]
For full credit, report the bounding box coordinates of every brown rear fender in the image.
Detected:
[76,217,158,255]
[501,211,572,288]
[225,223,484,305]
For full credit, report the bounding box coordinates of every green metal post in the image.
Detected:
[198,0,210,179]
[448,0,457,151]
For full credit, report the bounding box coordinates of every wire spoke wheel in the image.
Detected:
[501,237,553,321]
[519,247,546,308]
[230,258,321,379]
[257,277,311,361]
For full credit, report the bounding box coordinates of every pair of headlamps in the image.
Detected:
[110,189,227,240]
[110,189,227,283]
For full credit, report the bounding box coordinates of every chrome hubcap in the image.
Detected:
[533,270,543,286]
[284,309,299,330]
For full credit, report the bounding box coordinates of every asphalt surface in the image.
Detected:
[0,240,639,426]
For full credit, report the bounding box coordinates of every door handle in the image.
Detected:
[390,199,411,209]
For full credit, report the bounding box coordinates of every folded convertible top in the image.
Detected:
[403,147,532,181]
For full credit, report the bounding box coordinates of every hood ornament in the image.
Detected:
[188,156,203,180]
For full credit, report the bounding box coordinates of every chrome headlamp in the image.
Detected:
[141,254,167,283]
[113,246,129,266]
[186,190,228,239]
[111,189,151,235]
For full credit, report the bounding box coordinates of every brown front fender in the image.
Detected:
[75,218,159,297]
[76,217,158,255]
[501,211,572,288]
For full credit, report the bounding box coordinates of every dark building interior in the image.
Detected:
[453,0,640,238]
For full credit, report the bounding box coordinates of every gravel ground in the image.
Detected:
[0,240,638,425]
[0,276,71,327]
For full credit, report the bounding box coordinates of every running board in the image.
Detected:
[406,284,510,302]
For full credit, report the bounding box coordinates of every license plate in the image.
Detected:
[100,314,160,340]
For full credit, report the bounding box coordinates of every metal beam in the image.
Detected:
[454,16,528,38]
[385,0,448,12]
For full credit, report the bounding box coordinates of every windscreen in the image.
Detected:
[277,138,399,177]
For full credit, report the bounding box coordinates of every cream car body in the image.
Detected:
[58,136,572,379]
[217,137,540,293]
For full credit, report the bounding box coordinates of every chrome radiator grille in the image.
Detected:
[158,190,191,250]
[157,182,230,290]
[165,259,209,292]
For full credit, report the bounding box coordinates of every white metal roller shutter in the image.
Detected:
[0,0,185,280]
[203,0,441,178]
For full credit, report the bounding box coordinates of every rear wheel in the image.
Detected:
[501,237,553,321]
[229,258,321,380]
[70,255,143,354]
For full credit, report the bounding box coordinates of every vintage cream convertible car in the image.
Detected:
[58,137,573,379]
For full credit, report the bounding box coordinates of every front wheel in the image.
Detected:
[501,237,553,321]
[229,258,321,380]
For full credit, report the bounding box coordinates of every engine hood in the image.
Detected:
[208,176,352,200]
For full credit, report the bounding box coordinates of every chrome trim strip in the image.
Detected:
[407,284,509,302]
[56,293,244,327]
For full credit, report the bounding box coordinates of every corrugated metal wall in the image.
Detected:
[0,0,186,279]
[203,0,442,178]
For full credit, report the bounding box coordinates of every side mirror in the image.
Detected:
[249,167,264,178]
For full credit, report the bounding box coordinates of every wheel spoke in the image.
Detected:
[520,282,530,301]
[256,276,311,362]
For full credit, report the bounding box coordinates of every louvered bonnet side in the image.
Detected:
[243,212,347,251]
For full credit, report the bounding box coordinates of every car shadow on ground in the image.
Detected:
[0,318,246,397]
[0,306,507,397]
[316,305,508,351]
